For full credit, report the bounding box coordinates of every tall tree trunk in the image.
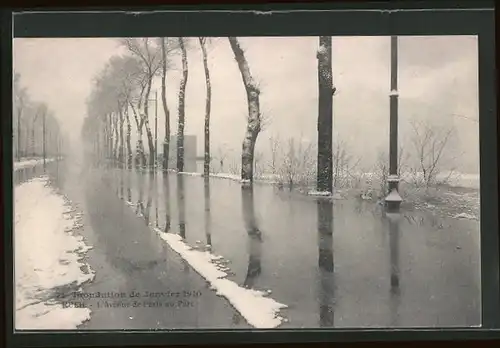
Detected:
[317,36,334,193]
[161,37,171,172]
[199,37,212,177]
[130,102,146,169]
[31,123,36,157]
[176,37,189,172]
[108,114,114,161]
[95,131,100,164]
[119,107,125,168]
[17,108,22,161]
[110,114,117,162]
[25,126,30,158]
[143,75,156,170]
[103,116,108,160]
[138,122,146,169]
[228,37,261,184]
[125,107,133,170]
[113,113,120,163]
[102,118,108,161]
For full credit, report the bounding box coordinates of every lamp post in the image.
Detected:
[385,35,403,212]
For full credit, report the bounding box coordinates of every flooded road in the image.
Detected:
[19,159,480,329]
[40,160,249,329]
[102,166,481,328]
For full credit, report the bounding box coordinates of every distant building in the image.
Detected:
[168,135,197,159]
[159,135,197,171]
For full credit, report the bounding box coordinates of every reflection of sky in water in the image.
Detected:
[91,167,481,328]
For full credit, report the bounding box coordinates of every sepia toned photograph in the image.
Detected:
[13,35,480,331]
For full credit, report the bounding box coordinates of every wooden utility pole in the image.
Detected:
[385,35,403,212]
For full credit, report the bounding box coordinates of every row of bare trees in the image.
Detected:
[13,72,63,162]
[263,118,455,196]
[82,36,264,187]
[81,36,348,194]
[82,36,455,197]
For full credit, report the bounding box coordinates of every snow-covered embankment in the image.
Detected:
[14,176,95,329]
[154,230,289,329]
[14,158,56,171]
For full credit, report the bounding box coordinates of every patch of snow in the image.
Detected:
[213,173,240,181]
[154,228,288,328]
[307,191,332,197]
[178,171,203,177]
[14,158,56,171]
[15,176,95,330]
[317,44,327,55]
[453,212,478,221]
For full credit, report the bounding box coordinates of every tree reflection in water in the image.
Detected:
[126,168,132,203]
[163,172,171,232]
[143,172,153,225]
[232,185,263,325]
[154,172,159,228]
[317,198,334,327]
[204,177,212,247]
[177,174,186,239]
[386,212,401,326]
[135,168,145,216]
[241,186,262,289]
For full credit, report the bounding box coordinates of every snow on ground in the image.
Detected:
[14,176,95,330]
[154,229,288,328]
[361,171,480,190]
[14,158,56,171]
[307,190,332,196]
[453,212,479,221]
[307,190,345,200]
[179,171,244,182]
[178,169,479,191]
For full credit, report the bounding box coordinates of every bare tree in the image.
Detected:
[277,137,317,190]
[215,144,230,173]
[228,37,262,184]
[104,54,145,168]
[253,150,264,179]
[409,119,455,189]
[30,104,46,157]
[112,112,119,162]
[316,36,335,193]
[160,37,171,172]
[120,38,162,169]
[268,135,281,175]
[124,107,132,169]
[176,37,189,172]
[14,72,28,161]
[199,37,212,178]
[332,139,361,189]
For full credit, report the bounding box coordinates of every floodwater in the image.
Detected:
[14,159,481,329]
[105,166,481,328]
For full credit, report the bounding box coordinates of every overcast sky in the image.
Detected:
[13,35,479,173]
